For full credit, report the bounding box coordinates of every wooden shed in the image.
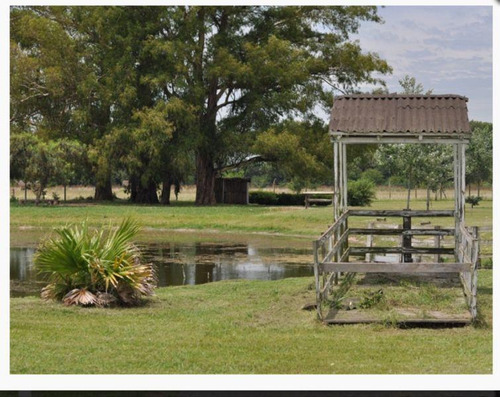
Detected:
[215,177,250,204]
[313,94,479,325]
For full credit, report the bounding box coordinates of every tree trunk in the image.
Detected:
[161,178,172,205]
[388,178,391,200]
[130,177,159,204]
[94,172,113,201]
[64,185,67,202]
[195,152,216,205]
[477,182,481,197]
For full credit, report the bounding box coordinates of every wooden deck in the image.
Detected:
[323,272,472,327]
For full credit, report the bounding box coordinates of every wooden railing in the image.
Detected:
[313,209,480,321]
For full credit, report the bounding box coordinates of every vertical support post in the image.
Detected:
[460,143,466,227]
[403,214,412,262]
[453,144,460,261]
[333,141,339,220]
[434,226,442,263]
[470,226,479,320]
[366,222,373,262]
[342,142,348,212]
[339,141,344,213]
[313,240,322,319]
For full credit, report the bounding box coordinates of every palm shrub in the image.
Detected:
[35,218,155,307]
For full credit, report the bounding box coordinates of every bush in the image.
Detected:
[465,196,482,208]
[347,178,375,206]
[360,169,385,185]
[249,191,279,205]
[250,191,313,206]
[35,218,156,307]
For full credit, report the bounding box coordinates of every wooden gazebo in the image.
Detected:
[313,94,479,324]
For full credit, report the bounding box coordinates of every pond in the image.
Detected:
[10,239,314,297]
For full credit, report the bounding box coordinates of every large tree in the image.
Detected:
[142,6,390,204]
[11,7,390,204]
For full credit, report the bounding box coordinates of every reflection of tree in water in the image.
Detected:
[11,241,314,293]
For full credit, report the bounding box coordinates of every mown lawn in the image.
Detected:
[10,197,492,243]
[10,198,493,374]
[10,270,492,374]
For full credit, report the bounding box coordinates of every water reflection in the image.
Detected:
[11,241,313,297]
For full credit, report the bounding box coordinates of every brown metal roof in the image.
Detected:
[329,94,470,134]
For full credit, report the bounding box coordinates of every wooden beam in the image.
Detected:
[331,137,470,145]
[348,209,454,217]
[348,228,455,236]
[349,246,455,255]
[321,261,470,273]
[317,210,349,245]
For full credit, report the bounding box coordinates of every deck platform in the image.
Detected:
[322,272,472,326]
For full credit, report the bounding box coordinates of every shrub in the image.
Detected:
[360,169,385,185]
[465,196,482,208]
[35,218,155,307]
[250,191,333,206]
[347,178,375,206]
[276,193,305,206]
[249,191,279,205]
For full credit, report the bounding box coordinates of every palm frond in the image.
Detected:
[35,217,154,307]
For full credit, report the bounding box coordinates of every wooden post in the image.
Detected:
[333,141,339,220]
[342,142,348,211]
[313,240,321,318]
[454,144,460,261]
[470,226,479,320]
[434,225,442,263]
[366,222,373,262]
[403,214,412,263]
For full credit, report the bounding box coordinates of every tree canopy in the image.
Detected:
[10,6,391,204]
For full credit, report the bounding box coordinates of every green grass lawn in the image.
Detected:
[10,197,492,243]
[10,198,493,374]
[10,271,492,374]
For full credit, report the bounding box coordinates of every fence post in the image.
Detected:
[470,226,479,320]
[403,214,412,263]
[434,225,442,263]
[365,222,373,262]
[313,240,321,319]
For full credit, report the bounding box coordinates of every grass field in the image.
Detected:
[9,191,493,374]
[10,271,492,374]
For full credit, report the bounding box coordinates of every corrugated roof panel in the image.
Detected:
[330,94,470,134]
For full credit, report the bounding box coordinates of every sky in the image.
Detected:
[353,6,492,122]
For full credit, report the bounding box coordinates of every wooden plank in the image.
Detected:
[348,209,454,217]
[307,198,332,203]
[349,246,455,255]
[316,210,349,245]
[331,137,471,145]
[324,228,349,263]
[321,261,470,273]
[348,228,455,236]
[303,191,334,195]
[324,317,471,325]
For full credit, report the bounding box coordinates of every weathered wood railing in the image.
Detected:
[313,209,480,321]
[458,225,480,319]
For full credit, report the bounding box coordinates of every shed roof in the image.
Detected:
[329,94,470,136]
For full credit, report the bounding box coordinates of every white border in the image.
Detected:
[2,0,498,391]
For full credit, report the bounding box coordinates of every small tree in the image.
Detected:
[466,121,492,197]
